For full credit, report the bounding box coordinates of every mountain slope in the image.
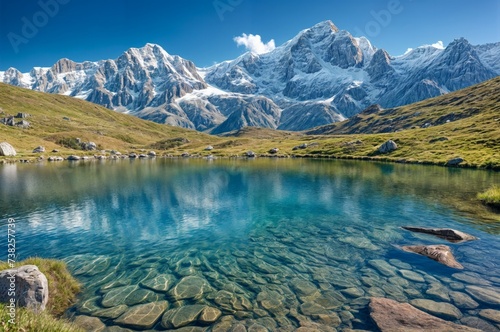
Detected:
[306,76,500,135]
[1,21,499,134]
[0,82,219,154]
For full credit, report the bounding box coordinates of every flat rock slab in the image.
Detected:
[410,299,462,320]
[115,300,169,329]
[74,315,106,332]
[369,297,481,332]
[402,226,478,243]
[466,285,500,305]
[402,245,463,269]
[479,309,500,324]
[169,276,213,301]
[161,305,221,329]
[140,273,176,292]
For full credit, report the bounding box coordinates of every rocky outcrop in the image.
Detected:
[447,157,465,166]
[402,245,464,269]
[33,146,46,153]
[402,226,477,243]
[369,297,481,332]
[0,142,16,156]
[378,140,398,154]
[0,265,49,312]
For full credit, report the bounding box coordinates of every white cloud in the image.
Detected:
[234,33,276,55]
[431,41,445,49]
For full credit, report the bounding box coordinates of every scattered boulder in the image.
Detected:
[48,156,64,162]
[402,245,463,269]
[447,157,464,166]
[139,154,147,158]
[0,142,16,156]
[0,265,49,313]
[205,146,214,151]
[15,113,30,118]
[52,149,59,153]
[33,146,46,153]
[181,152,190,158]
[369,297,480,332]
[16,120,30,128]
[293,143,308,151]
[2,117,15,126]
[378,140,398,154]
[129,153,137,159]
[147,151,156,157]
[82,142,97,151]
[63,117,71,121]
[67,155,81,161]
[246,151,256,158]
[402,226,477,243]
[269,148,279,154]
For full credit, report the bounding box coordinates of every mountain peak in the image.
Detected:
[309,20,339,33]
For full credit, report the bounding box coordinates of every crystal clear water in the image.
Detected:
[1,159,499,331]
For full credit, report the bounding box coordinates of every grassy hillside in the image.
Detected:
[0,79,499,170]
[0,83,222,156]
[307,76,500,136]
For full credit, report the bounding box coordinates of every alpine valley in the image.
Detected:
[1,20,499,134]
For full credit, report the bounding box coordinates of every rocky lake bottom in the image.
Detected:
[1,159,499,331]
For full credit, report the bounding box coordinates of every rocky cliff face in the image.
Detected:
[1,21,499,134]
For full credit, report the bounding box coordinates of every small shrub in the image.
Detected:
[56,138,82,150]
[151,137,190,150]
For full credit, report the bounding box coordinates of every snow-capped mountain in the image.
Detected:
[1,21,499,133]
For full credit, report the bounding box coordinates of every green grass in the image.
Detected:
[478,186,500,209]
[0,303,83,332]
[0,258,83,332]
[0,78,499,170]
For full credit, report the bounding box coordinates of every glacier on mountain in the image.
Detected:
[1,21,499,133]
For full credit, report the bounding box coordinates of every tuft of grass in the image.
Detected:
[0,303,83,332]
[478,186,500,209]
[0,257,81,317]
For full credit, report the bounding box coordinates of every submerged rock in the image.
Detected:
[402,226,477,243]
[369,297,480,332]
[410,299,462,320]
[465,285,500,305]
[115,301,169,329]
[140,273,177,292]
[73,315,106,332]
[402,245,464,269]
[168,276,213,301]
[161,305,220,329]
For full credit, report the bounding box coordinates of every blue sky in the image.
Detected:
[0,0,499,72]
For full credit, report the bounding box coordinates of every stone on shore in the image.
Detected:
[0,142,16,156]
[402,245,464,269]
[0,265,48,312]
[369,297,480,332]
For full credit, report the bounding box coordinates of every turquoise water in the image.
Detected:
[1,159,499,331]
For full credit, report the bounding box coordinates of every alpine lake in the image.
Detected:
[1,158,499,331]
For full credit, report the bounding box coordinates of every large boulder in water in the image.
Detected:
[0,142,16,156]
[369,297,481,331]
[402,244,463,269]
[402,226,477,243]
[0,265,49,312]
